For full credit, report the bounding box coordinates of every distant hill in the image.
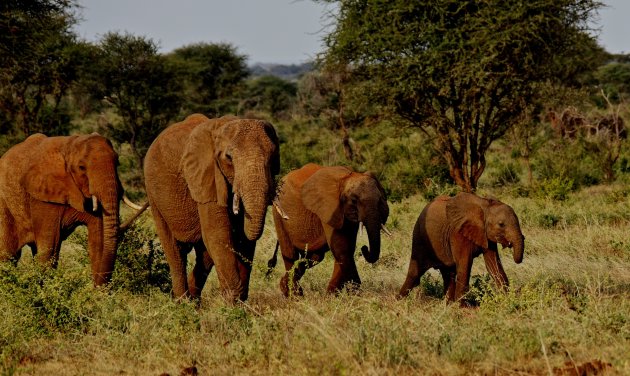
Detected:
[249,62,314,81]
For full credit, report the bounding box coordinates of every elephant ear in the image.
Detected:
[302,166,353,229]
[262,121,280,176]
[446,192,488,249]
[21,137,86,212]
[181,120,229,206]
[365,171,389,222]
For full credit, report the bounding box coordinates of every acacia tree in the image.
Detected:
[78,32,182,171]
[166,42,249,115]
[319,0,603,191]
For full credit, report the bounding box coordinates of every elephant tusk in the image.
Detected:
[359,222,364,236]
[273,199,289,220]
[381,224,392,237]
[92,195,98,212]
[233,191,240,215]
[123,195,144,210]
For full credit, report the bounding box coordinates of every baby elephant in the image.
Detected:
[269,163,389,296]
[399,192,524,304]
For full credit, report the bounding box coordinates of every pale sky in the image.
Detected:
[73,0,629,65]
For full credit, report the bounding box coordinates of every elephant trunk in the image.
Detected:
[239,167,272,241]
[89,165,120,286]
[511,233,525,264]
[360,215,381,264]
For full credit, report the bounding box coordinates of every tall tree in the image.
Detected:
[0,0,78,147]
[319,0,603,191]
[167,42,249,115]
[78,32,182,173]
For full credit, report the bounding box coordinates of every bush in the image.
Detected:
[111,223,171,294]
[532,139,601,188]
[533,177,575,201]
[490,161,522,187]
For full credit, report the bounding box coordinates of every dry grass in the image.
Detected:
[2,187,630,375]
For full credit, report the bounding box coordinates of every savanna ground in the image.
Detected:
[2,186,630,375]
[2,119,630,376]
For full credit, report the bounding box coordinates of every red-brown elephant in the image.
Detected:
[399,192,525,305]
[0,133,142,285]
[268,163,389,296]
[144,114,280,302]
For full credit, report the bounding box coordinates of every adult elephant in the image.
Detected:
[398,192,525,305]
[268,163,390,296]
[144,114,280,302]
[0,133,144,286]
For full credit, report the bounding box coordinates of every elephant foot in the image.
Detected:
[326,280,361,295]
[396,291,409,300]
[280,275,303,298]
[456,297,479,308]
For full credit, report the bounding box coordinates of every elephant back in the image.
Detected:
[284,163,323,190]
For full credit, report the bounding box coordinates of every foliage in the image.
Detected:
[296,68,380,129]
[0,0,79,153]
[76,32,183,176]
[275,117,452,201]
[594,59,630,104]
[239,75,297,120]
[167,42,249,115]
[111,222,171,294]
[319,0,604,191]
[532,136,601,186]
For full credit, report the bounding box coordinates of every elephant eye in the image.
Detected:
[78,164,87,171]
[498,221,505,227]
[225,152,233,162]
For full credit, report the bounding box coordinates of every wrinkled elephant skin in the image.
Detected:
[144,114,280,302]
[271,163,389,296]
[0,133,124,285]
[399,192,525,305]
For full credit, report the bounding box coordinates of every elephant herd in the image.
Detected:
[0,114,525,306]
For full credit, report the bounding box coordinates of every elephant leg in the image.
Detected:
[326,227,360,293]
[234,237,256,301]
[324,226,361,293]
[483,246,509,292]
[188,241,214,299]
[30,201,64,267]
[440,267,456,301]
[398,255,430,298]
[274,213,298,297]
[198,203,243,302]
[0,212,20,262]
[286,249,326,297]
[454,254,473,306]
[280,248,305,297]
[152,207,190,299]
[327,257,361,294]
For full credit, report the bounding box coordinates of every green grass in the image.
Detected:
[2,186,629,375]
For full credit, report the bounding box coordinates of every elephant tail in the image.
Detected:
[265,241,280,279]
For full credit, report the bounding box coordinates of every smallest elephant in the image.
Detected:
[399,192,524,305]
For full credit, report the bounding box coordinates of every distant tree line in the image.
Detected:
[2,0,630,196]
[0,0,300,158]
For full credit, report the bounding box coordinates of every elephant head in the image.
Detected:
[447,192,524,264]
[182,116,280,241]
[21,133,122,285]
[301,167,389,263]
